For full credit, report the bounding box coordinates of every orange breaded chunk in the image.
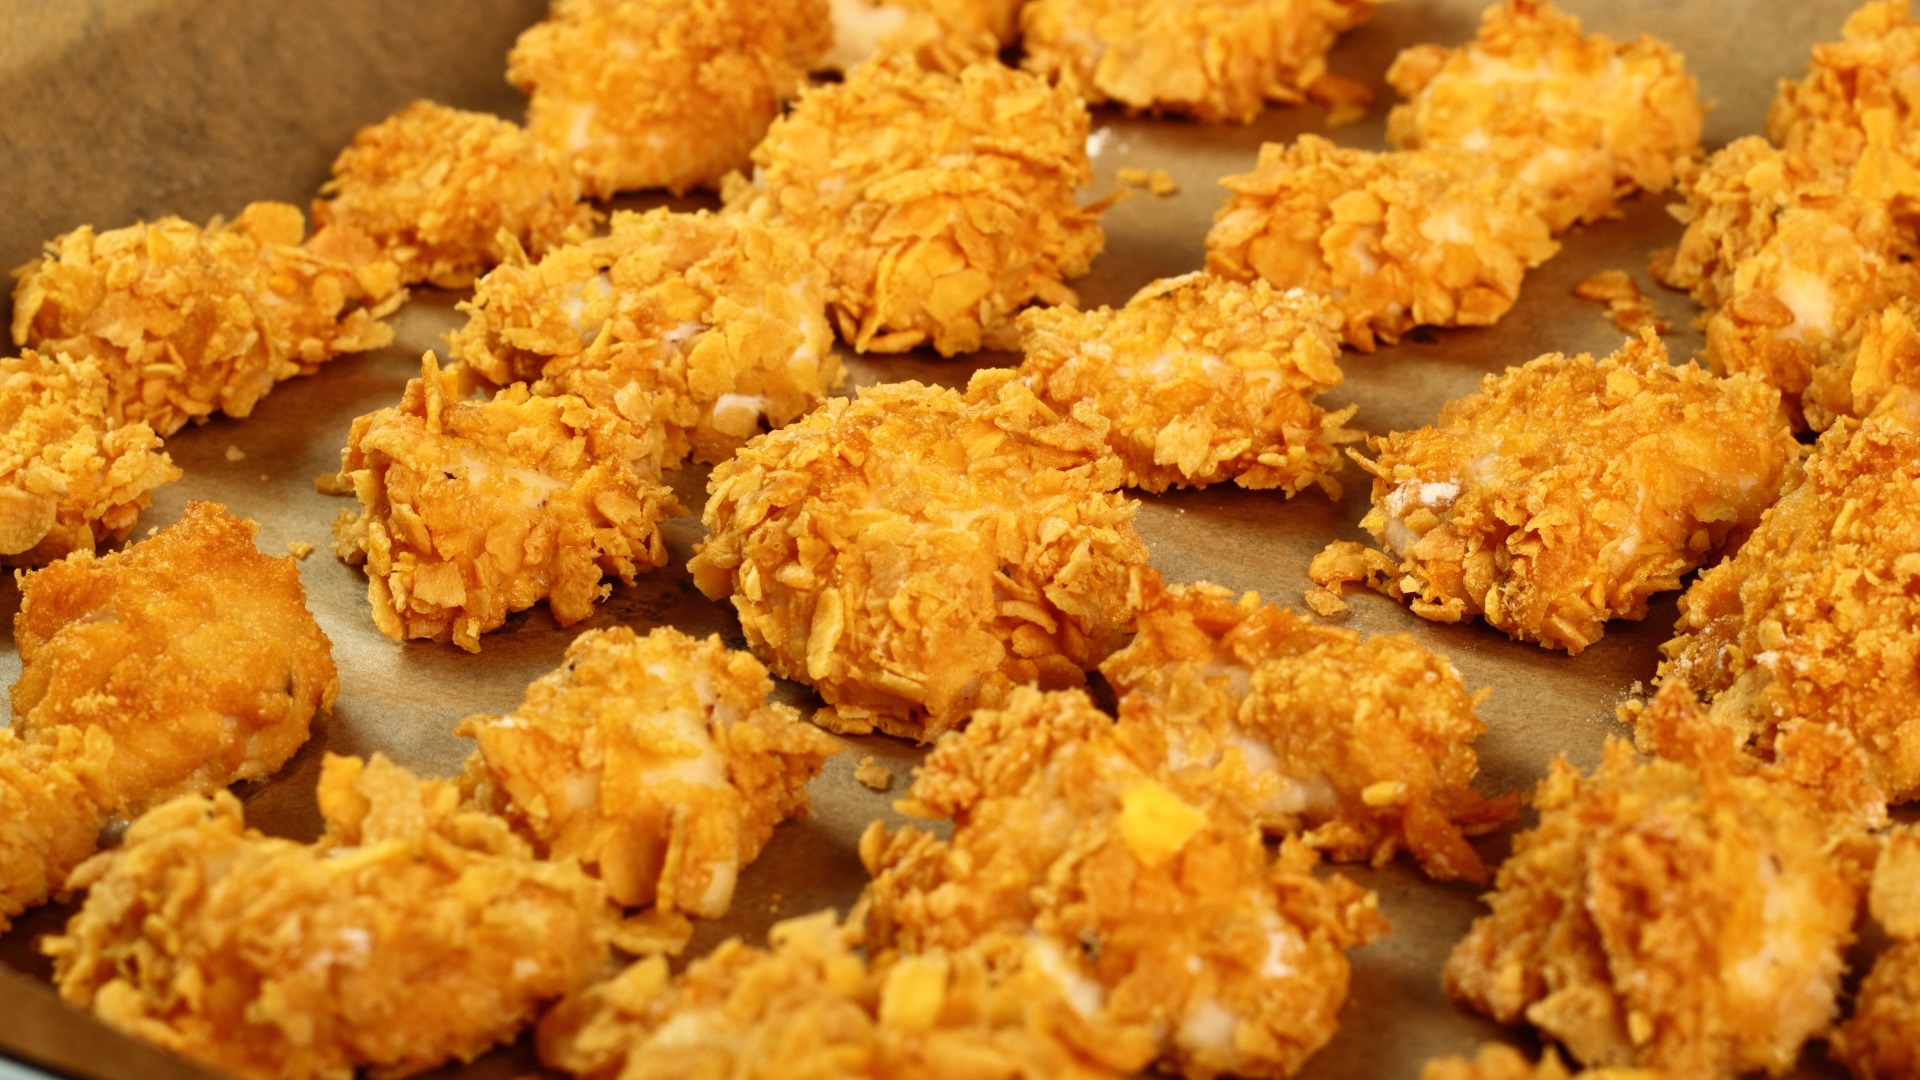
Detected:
[722,57,1107,356]
[330,354,681,653]
[314,100,596,288]
[45,754,616,1080]
[448,208,839,466]
[822,0,1024,74]
[860,687,1387,1080]
[688,371,1147,741]
[1308,333,1799,654]
[1016,273,1357,495]
[1100,575,1515,882]
[0,350,179,566]
[508,0,827,196]
[1019,0,1383,124]
[1206,136,1557,351]
[1850,297,1920,423]
[0,726,110,935]
[11,202,403,437]
[1421,1044,1661,1080]
[1831,828,1920,1079]
[457,626,842,917]
[1386,0,1703,232]
[1769,1,1920,173]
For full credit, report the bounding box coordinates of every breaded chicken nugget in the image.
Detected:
[689,370,1147,740]
[11,202,404,437]
[1421,1043,1661,1080]
[457,626,842,917]
[822,0,1024,74]
[508,0,827,197]
[1308,332,1799,654]
[1016,273,1357,495]
[1769,1,1920,174]
[1386,0,1703,232]
[44,753,616,1080]
[1206,137,1558,351]
[0,726,110,935]
[1831,828,1920,1079]
[722,57,1107,356]
[861,687,1387,1080]
[1019,0,1383,124]
[0,350,178,566]
[448,208,838,466]
[1100,574,1515,882]
[313,100,596,289]
[331,354,681,652]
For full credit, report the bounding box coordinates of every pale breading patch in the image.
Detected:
[821,0,1024,74]
[1831,827,1920,1079]
[1572,271,1669,337]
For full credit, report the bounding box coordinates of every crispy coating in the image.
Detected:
[688,370,1147,741]
[45,753,616,1080]
[457,626,842,916]
[822,0,1024,74]
[1308,332,1799,654]
[1206,136,1558,351]
[721,57,1107,356]
[507,0,827,197]
[0,349,178,566]
[1015,273,1357,495]
[1831,828,1920,1079]
[1018,0,1383,124]
[11,202,404,437]
[1573,271,1669,337]
[313,100,595,289]
[1099,574,1515,883]
[1768,1,1920,174]
[860,686,1387,1080]
[448,208,839,466]
[1851,297,1920,423]
[1386,0,1704,232]
[0,726,110,935]
[1421,1044,1661,1080]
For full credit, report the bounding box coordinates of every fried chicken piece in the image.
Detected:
[0,349,178,566]
[721,57,1107,356]
[1421,1044,1661,1080]
[822,0,1023,74]
[861,686,1387,1080]
[1099,574,1515,882]
[44,753,616,1080]
[1386,0,1703,232]
[688,370,1147,740]
[1206,136,1558,351]
[1768,1,1920,175]
[1018,0,1383,124]
[457,626,842,917]
[331,353,681,652]
[1308,332,1799,654]
[313,100,596,289]
[448,208,839,466]
[1831,827,1920,1079]
[0,726,110,935]
[1015,273,1357,495]
[11,202,404,437]
[507,0,827,197]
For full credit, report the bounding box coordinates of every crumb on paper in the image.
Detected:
[287,541,314,560]
[1116,166,1179,196]
[258,474,268,483]
[1308,73,1373,126]
[1304,586,1348,617]
[313,471,352,496]
[224,444,246,462]
[1574,270,1670,335]
[854,755,894,792]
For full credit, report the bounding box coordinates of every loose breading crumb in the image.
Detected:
[854,755,895,792]
[821,0,1023,74]
[224,444,246,462]
[0,726,111,936]
[1831,827,1920,1079]
[1573,271,1670,336]
[287,541,314,560]
[1115,166,1179,196]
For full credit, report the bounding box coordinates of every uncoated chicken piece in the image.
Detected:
[1830,827,1920,1079]
[820,0,1025,74]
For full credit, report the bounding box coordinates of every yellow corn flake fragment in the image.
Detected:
[854,755,895,792]
[286,541,314,560]
[1117,780,1207,868]
[1573,271,1669,336]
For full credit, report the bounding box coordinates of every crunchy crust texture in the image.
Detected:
[1768,0,1920,173]
[822,0,1024,74]
[0,725,111,935]
[1830,828,1920,1079]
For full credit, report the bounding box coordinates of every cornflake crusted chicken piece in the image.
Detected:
[314,99,596,289]
[1308,332,1799,654]
[457,626,842,917]
[45,754,616,1080]
[1015,273,1358,495]
[722,56,1108,356]
[688,370,1147,741]
[822,0,1024,74]
[330,353,681,653]
[508,0,827,197]
[1830,828,1920,1079]
[11,201,404,437]
[1768,0,1920,174]
[1421,1043,1662,1080]
[0,726,110,934]
[448,208,839,466]
[861,687,1388,1080]
[0,350,179,566]
[1100,574,1515,883]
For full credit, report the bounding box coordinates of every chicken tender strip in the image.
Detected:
[861,687,1387,1080]
[1421,1044,1661,1080]
[314,100,596,289]
[1308,332,1799,654]
[1206,136,1558,351]
[1769,1,1920,175]
[44,753,616,1080]
[457,625,842,917]
[448,208,839,467]
[331,354,681,652]
[721,57,1107,356]
[689,370,1147,741]
[508,0,827,197]
[822,0,1024,74]
[537,909,1121,1080]
[11,202,404,437]
[0,349,178,566]
[1386,0,1704,232]
[1100,574,1515,883]
[1019,0,1383,124]
[0,726,110,935]
[1016,272,1357,495]
[1831,828,1920,1079]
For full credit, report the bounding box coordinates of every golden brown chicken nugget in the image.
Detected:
[1421,1043,1661,1080]
[1769,0,1920,174]
[1831,828,1920,1079]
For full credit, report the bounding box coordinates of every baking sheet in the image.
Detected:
[0,1,1892,1077]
